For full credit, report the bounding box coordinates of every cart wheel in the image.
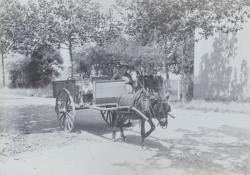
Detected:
[100,110,115,126]
[55,88,76,132]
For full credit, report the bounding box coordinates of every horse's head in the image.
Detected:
[156,101,171,128]
[149,91,171,128]
[135,88,170,128]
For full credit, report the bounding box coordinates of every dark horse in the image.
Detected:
[112,74,171,144]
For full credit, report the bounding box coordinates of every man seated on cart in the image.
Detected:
[112,62,134,93]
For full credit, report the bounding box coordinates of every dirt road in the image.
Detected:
[0,94,250,175]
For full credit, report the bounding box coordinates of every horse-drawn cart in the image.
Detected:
[52,64,173,142]
[53,78,150,132]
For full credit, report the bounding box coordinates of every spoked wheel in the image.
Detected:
[100,110,116,126]
[55,88,76,132]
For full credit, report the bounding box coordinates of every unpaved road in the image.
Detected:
[0,94,250,175]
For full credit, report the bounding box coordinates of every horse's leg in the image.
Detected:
[162,102,169,126]
[140,118,146,145]
[144,113,155,138]
[112,114,119,141]
[120,127,126,141]
[119,114,126,141]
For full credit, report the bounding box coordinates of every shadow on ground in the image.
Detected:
[1,104,249,174]
[0,105,59,134]
[0,105,113,135]
[112,125,250,175]
[75,110,250,174]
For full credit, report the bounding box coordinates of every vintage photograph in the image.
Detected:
[0,0,250,174]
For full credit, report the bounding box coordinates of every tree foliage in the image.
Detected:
[9,57,30,88]
[51,0,103,76]
[0,0,26,86]
[28,44,63,88]
[1,0,106,86]
[0,0,25,54]
[115,0,249,101]
[93,9,123,46]
[14,0,60,55]
[117,0,250,69]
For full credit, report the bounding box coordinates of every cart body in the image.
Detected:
[53,79,131,107]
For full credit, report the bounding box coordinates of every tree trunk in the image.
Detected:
[180,72,194,102]
[165,63,171,90]
[1,51,5,87]
[69,40,74,78]
[180,29,195,102]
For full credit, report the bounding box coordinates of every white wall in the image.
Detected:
[194,21,250,100]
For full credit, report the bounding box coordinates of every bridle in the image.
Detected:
[131,88,169,128]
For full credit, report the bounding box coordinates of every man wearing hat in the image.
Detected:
[112,62,134,92]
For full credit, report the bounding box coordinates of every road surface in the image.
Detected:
[0,93,250,175]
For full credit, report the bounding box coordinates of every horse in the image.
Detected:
[112,74,171,144]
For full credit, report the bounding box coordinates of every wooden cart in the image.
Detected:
[53,78,149,132]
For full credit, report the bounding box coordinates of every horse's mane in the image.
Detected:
[136,73,164,92]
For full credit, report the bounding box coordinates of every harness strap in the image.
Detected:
[130,89,144,109]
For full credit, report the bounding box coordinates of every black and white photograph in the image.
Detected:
[0,0,250,174]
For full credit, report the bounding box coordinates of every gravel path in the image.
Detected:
[0,94,250,175]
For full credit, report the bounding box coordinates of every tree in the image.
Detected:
[52,0,102,78]
[0,0,62,87]
[9,57,30,88]
[15,0,60,56]
[0,0,25,87]
[93,8,123,46]
[28,44,63,88]
[85,47,118,77]
[116,0,250,102]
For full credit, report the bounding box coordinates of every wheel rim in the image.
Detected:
[55,88,76,132]
[101,110,115,126]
